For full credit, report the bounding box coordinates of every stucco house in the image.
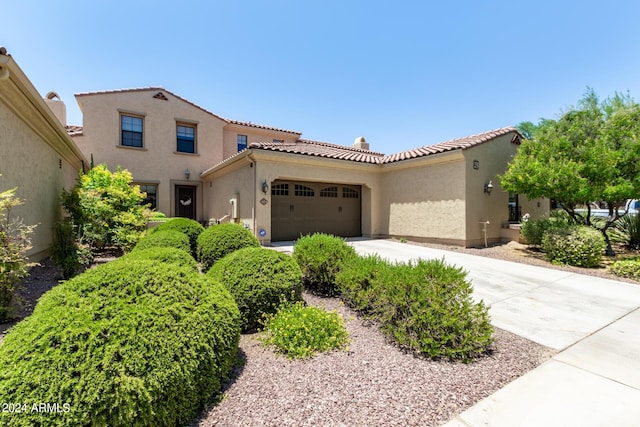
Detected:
[0,50,87,261]
[67,87,548,247]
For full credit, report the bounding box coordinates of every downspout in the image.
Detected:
[247,153,257,238]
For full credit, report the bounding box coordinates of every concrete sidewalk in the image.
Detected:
[273,239,640,426]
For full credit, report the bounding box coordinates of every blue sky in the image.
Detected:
[3,1,640,154]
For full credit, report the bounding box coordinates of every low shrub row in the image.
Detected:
[149,218,204,257]
[0,259,240,427]
[293,233,493,362]
[197,223,260,273]
[521,213,606,268]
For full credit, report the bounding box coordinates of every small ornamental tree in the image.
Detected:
[0,182,36,322]
[502,89,640,255]
[61,164,148,251]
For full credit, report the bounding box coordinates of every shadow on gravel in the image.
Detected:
[188,346,248,426]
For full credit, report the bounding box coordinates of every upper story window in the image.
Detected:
[237,134,248,152]
[121,114,143,147]
[177,124,196,153]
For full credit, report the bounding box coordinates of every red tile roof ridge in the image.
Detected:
[65,124,83,136]
[226,120,301,135]
[296,139,385,156]
[382,126,519,164]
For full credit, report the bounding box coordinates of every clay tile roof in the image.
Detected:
[249,139,385,164]
[65,125,83,136]
[227,120,301,136]
[381,126,520,164]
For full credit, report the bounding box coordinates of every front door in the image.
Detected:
[176,185,196,220]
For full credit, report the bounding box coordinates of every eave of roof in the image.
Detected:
[226,120,301,136]
[381,126,521,164]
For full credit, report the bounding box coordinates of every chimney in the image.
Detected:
[44,91,67,125]
[352,136,369,150]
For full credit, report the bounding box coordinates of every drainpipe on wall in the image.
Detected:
[247,153,257,238]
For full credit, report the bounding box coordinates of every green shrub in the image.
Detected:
[293,233,357,295]
[542,225,605,267]
[132,229,190,253]
[150,218,204,256]
[0,260,240,427]
[50,220,93,279]
[334,254,385,314]
[611,257,640,279]
[149,211,167,220]
[207,247,303,331]
[521,210,572,246]
[197,223,260,273]
[336,256,493,362]
[613,214,640,249]
[0,184,35,322]
[119,246,197,272]
[61,164,147,251]
[260,302,350,359]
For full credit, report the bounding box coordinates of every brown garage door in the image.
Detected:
[271,180,361,241]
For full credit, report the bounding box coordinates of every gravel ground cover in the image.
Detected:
[192,292,554,427]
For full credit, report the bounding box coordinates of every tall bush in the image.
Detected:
[0,185,35,322]
[0,259,240,427]
[293,233,356,295]
[61,164,148,252]
[197,223,260,272]
[542,225,605,267]
[207,247,303,331]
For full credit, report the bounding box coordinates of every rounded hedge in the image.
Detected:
[119,246,197,272]
[150,218,204,256]
[207,247,303,331]
[542,225,605,267]
[133,229,190,253]
[197,223,260,272]
[293,233,357,295]
[0,260,240,427]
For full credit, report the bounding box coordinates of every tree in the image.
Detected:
[61,164,149,252]
[502,89,640,256]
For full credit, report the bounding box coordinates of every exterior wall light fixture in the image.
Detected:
[185,169,191,180]
[262,180,269,194]
[484,180,493,194]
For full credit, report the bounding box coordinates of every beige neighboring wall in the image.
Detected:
[0,54,87,260]
[381,152,467,244]
[72,88,228,220]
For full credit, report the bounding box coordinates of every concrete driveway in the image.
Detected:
[273,238,640,426]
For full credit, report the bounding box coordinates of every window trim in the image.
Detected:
[176,122,197,154]
[120,113,145,148]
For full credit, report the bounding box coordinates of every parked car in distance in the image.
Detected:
[580,199,640,218]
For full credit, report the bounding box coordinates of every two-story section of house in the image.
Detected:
[69,88,300,221]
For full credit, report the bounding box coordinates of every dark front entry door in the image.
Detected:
[176,185,196,220]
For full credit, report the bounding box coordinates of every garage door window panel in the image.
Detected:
[295,184,314,197]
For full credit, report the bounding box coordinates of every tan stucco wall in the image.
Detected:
[222,124,300,160]
[463,134,518,246]
[380,153,467,243]
[203,150,382,244]
[463,134,548,246]
[0,56,86,260]
[72,89,228,220]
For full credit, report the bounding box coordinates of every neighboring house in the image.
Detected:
[66,87,548,247]
[0,50,87,260]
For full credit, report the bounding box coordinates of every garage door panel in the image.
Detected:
[271,180,361,241]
